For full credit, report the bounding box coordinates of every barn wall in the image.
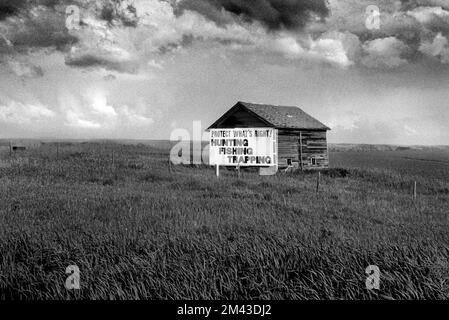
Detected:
[277,129,328,169]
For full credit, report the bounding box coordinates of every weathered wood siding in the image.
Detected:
[277,129,328,169]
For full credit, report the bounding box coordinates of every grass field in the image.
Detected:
[0,141,448,299]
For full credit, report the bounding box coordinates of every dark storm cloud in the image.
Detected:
[10,11,77,51]
[176,0,330,30]
[399,0,449,11]
[99,0,139,27]
[0,0,63,20]
[65,53,139,73]
[0,0,141,74]
[3,0,449,74]
[0,0,27,20]
[0,0,78,52]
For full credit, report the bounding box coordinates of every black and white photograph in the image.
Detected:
[0,0,448,313]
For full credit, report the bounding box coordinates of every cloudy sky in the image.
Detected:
[0,0,448,144]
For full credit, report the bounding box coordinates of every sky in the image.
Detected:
[0,0,448,145]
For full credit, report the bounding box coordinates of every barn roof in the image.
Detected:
[208,101,330,130]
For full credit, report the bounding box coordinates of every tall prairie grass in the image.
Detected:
[0,142,448,299]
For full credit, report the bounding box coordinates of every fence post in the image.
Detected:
[216,164,219,178]
[168,154,172,174]
[56,142,59,160]
[237,164,241,179]
[413,181,417,201]
[299,131,304,171]
[316,171,321,194]
[9,140,12,157]
[111,150,114,166]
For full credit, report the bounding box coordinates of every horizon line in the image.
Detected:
[0,138,448,148]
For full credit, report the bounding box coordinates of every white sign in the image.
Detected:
[209,128,277,166]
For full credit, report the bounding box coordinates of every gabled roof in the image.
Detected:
[208,101,330,130]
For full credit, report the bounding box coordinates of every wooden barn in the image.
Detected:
[208,101,330,169]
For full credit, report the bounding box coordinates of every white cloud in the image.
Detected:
[419,32,449,63]
[88,92,118,117]
[147,59,164,69]
[66,110,102,129]
[254,31,358,68]
[120,105,154,126]
[4,57,44,78]
[309,37,353,67]
[361,37,408,68]
[60,89,153,130]
[326,111,361,130]
[407,6,449,24]
[268,36,305,58]
[0,100,55,124]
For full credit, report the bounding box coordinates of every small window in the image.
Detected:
[287,158,292,166]
[310,157,317,166]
